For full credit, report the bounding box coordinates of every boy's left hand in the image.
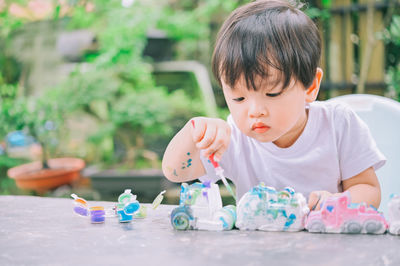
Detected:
[308,190,342,211]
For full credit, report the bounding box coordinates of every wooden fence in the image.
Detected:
[317,0,399,100]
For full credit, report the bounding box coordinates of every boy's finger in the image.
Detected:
[203,142,224,160]
[191,119,207,143]
[196,124,217,149]
[308,191,321,210]
[213,147,226,162]
[203,127,229,159]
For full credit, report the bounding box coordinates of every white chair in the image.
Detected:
[328,94,400,215]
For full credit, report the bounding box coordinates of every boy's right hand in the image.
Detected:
[190,117,231,162]
[308,190,342,211]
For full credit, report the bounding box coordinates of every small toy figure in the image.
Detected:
[152,190,166,210]
[71,194,106,224]
[387,194,400,235]
[89,206,106,223]
[306,192,388,234]
[170,182,236,230]
[71,189,165,224]
[236,183,309,231]
[116,189,140,223]
[71,193,89,217]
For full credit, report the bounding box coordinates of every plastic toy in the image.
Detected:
[305,192,388,234]
[236,183,309,231]
[152,190,166,210]
[116,189,140,222]
[170,181,236,231]
[71,194,106,224]
[71,193,89,217]
[132,205,147,218]
[124,190,166,219]
[71,188,165,224]
[209,154,237,201]
[387,194,400,235]
[89,206,105,223]
[213,205,236,230]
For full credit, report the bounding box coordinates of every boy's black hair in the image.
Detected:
[212,0,321,91]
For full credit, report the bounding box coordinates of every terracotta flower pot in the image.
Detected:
[7,157,85,194]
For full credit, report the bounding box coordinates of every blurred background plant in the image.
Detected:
[58,0,223,169]
[383,15,400,101]
[0,0,231,193]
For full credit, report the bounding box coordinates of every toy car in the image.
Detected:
[170,182,236,231]
[387,194,400,235]
[235,183,309,231]
[305,192,388,234]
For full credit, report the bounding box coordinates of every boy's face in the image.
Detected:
[222,68,321,148]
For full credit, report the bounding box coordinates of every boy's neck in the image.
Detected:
[272,109,309,148]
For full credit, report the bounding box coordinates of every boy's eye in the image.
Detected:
[266,91,283,97]
[233,97,245,102]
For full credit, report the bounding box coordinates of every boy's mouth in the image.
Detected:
[251,122,270,133]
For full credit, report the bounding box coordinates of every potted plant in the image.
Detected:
[2,88,85,194]
[0,1,97,194]
[1,0,222,200]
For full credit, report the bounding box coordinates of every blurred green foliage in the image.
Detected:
[384,15,400,101]
[155,0,241,61]
[0,155,28,195]
[1,0,233,173]
[56,0,210,167]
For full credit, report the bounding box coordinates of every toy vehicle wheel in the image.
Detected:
[363,219,384,234]
[344,221,362,234]
[171,206,193,230]
[307,220,325,233]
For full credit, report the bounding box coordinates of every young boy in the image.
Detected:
[162,0,386,210]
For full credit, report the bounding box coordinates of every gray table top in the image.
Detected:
[1,195,399,266]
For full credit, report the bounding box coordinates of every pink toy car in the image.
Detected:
[306,192,388,234]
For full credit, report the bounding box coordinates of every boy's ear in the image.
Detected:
[305,68,323,103]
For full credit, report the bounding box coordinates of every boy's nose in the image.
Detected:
[248,102,268,118]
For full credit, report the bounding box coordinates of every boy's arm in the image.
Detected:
[341,166,381,208]
[162,117,231,183]
[308,167,381,210]
[162,120,205,182]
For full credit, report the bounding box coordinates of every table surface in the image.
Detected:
[1,195,400,266]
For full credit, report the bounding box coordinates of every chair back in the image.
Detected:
[328,94,400,214]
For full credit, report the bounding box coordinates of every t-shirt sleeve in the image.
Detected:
[335,104,386,180]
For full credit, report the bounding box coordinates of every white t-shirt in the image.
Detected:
[200,101,386,200]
